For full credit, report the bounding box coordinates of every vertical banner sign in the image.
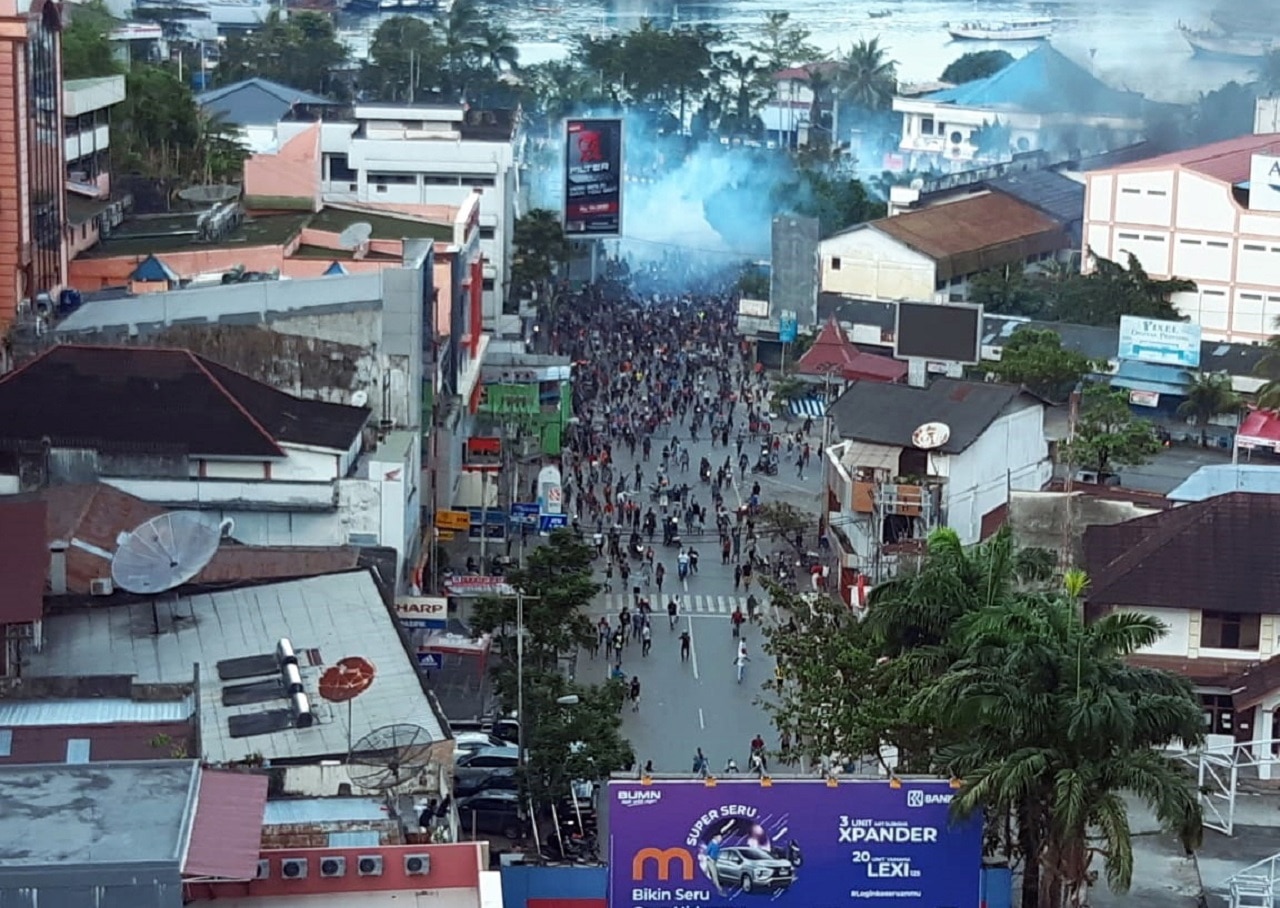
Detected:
[608,779,982,908]
[564,118,623,237]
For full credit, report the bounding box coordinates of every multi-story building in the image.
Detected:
[0,0,66,327]
[1082,132,1280,343]
[262,104,524,328]
[63,73,126,259]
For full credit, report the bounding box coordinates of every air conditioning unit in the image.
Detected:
[281,858,308,879]
[256,859,271,880]
[357,855,383,877]
[404,854,431,876]
[319,857,346,878]
[89,578,113,596]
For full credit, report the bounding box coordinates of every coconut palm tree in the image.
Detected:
[834,37,897,113]
[475,22,519,77]
[1177,371,1242,446]
[919,572,1204,908]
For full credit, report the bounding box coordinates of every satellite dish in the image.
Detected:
[337,222,374,250]
[351,389,369,408]
[347,724,436,791]
[909,178,925,191]
[177,184,241,204]
[912,422,951,450]
[110,511,225,594]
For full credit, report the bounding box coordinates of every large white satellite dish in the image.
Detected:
[111,512,227,594]
[337,222,374,250]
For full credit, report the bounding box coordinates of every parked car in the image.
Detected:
[456,790,526,839]
[454,732,515,756]
[456,745,519,768]
[714,846,797,894]
[453,765,518,798]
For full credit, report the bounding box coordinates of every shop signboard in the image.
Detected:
[608,779,982,908]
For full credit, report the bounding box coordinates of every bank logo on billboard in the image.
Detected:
[609,779,982,907]
[564,118,623,237]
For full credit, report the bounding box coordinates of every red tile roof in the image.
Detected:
[183,769,269,880]
[1237,408,1280,448]
[1109,133,1280,184]
[0,500,49,625]
[797,318,907,383]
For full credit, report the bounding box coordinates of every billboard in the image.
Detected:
[1249,154,1280,213]
[1118,315,1201,368]
[771,216,820,326]
[608,779,982,908]
[564,118,623,236]
[894,301,983,365]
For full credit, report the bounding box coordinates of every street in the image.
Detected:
[574,410,830,777]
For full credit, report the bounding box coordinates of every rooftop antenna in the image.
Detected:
[346,723,436,792]
[110,511,228,594]
[338,222,374,261]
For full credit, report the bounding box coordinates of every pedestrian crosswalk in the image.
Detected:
[591,592,757,616]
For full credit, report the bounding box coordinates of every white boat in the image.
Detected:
[1179,24,1275,61]
[946,18,1054,41]
[138,0,270,27]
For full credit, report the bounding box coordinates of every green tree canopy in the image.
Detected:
[746,11,821,72]
[835,37,897,112]
[989,327,1095,402]
[1063,384,1163,476]
[969,263,1044,317]
[779,168,886,237]
[364,16,446,102]
[469,530,633,801]
[512,209,570,303]
[1177,371,1241,445]
[220,11,349,98]
[940,50,1013,84]
[61,0,119,79]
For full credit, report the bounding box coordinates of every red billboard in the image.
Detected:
[564,118,623,237]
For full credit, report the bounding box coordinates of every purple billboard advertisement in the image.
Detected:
[608,779,982,908]
[564,118,622,237]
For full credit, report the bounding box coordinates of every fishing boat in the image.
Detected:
[1179,24,1274,61]
[946,18,1054,41]
[868,9,891,19]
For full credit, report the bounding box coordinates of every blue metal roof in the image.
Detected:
[196,77,336,127]
[1109,359,1190,396]
[926,45,1145,118]
[263,797,388,825]
[130,254,177,283]
[1168,464,1280,502]
[323,261,348,276]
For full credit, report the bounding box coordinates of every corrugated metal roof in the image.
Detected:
[328,831,381,848]
[183,770,270,880]
[264,797,389,825]
[0,698,193,727]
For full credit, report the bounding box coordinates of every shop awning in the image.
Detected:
[1109,360,1190,397]
[1237,408,1280,452]
[182,770,269,881]
[839,441,900,474]
[790,397,826,419]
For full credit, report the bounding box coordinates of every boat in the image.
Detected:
[136,0,270,27]
[946,18,1054,41]
[868,9,891,19]
[1179,24,1274,61]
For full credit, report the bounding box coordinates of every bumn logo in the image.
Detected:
[617,789,663,808]
[632,847,695,881]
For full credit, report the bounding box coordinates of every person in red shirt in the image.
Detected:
[730,606,745,638]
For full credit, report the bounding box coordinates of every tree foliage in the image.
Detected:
[989,328,1095,402]
[746,12,821,73]
[778,168,886,237]
[762,528,1204,908]
[835,38,897,112]
[1176,371,1241,444]
[512,209,570,302]
[1063,384,1163,476]
[61,0,119,79]
[940,50,1013,85]
[469,530,633,801]
[219,11,349,98]
[969,263,1045,318]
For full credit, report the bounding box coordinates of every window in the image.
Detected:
[1179,238,1202,246]
[830,257,842,271]
[1200,610,1260,650]
[1207,240,1228,248]
[66,739,91,764]
[0,729,11,757]
[1242,293,1263,300]
[920,117,934,135]
[479,226,495,240]
[482,278,495,291]
[1147,189,1168,196]
[423,174,459,185]
[1118,232,1139,240]
[1142,235,1164,242]
[461,175,495,187]
[1121,187,1141,194]
[326,153,356,181]
[1201,694,1235,735]
[370,173,415,185]
[1243,243,1266,251]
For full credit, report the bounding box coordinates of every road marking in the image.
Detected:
[699,707,705,730]
[688,614,700,681]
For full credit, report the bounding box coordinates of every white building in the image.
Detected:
[274,105,524,328]
[818,191,1072,302]
[822,378,1050,597]
[63,74,127,259]
[1082,132,1280,343]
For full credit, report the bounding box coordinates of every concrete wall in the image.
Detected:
[818,228,936,300]
[1008,490,1162,566]
[243,122,321,210]
[498,864,606,908]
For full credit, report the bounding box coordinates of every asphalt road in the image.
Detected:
[575,405,829,777]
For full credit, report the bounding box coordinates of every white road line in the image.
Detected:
[688,614,700,681]
[699,707,706,730]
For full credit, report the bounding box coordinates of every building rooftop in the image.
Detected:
[0,345,370,458]
[0,760,198,867]
[197,77,337,127]
[0,499,48,625]
[1168,464,1280,502]
[796,317,907,383]
[828,377,1039,455]
[78,211,311,259]
[262,797,389,826]
[923,44,1145,119]
[0,697,192,727]
[309,206,452,242]
[24,572,449,764]
[986,171,1085,242]
[1109,133,1280,184]
[1084,492,1280,615]
[866,192,1070,281]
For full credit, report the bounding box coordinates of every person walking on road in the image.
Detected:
[734,641,750,683]
[730,606,745,638]
[641,620,652,657]
[747,593,759,623]
[667,597,679,629]
[629,676,642,712]
[692,748,709,777]
[680,629,691,662]
[612,630,624,668]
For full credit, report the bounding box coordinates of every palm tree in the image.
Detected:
[475,22,519,77]
[439,0,484,94]
[834,37,897,113]
[920,572,1204,908]
[1252,318,1280,410]
[1177,371,1241,446]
